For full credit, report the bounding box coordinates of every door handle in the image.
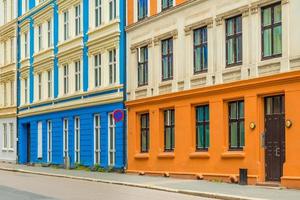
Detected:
[275,147,280,157]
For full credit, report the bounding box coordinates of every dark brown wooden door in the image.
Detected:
[264,95,285,182]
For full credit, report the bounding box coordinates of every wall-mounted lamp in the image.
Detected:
[249,122,256,130]
[286,120,292,128]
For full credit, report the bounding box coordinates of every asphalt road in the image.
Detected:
[0,170,212,200]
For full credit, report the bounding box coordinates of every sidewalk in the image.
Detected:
[0,163,299,200]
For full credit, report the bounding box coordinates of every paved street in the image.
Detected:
[0,170,211,200]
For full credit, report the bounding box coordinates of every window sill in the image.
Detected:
[134,153,149,159]
[221,151,245,159]
[189,152,210,159]
[157,152,175,159]
[159,80,172,88]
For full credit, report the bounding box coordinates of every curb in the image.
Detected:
[0,167,266,200]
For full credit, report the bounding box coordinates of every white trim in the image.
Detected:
[108,113,115,166]
[63,118,69,158]
[37,121,43,159]
[74,116,80,163]
[47,120,52,163]
[94,114,101,165]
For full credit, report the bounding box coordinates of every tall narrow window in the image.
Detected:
[138,0,148,21]
[74,117,80,163]
[3,83,7,106]
[196,105,209,150]
[109,49,116,84]
[226,15,242,66]
[3,124,7,149]
[161,38,173,81]
[194,27,208,74]
[47,70,52,98]
[262,3,282,59]
[137,46,148,86]
[10,81,14,105]
[63,119,69,158]
[75,61,81,91]
[10,38,14,63]
[162,0,173,11]
[24,78,28,104]
[37,121,43,159]
[38,73,42,100]
[95,0,102,27]
[94,114,101,164]
[47,20,52,47]
[229,100,245,150]
[24,32,28,58]
[47,120,52,163]
[9,123,14,150]
[3,0,7,23]
[108,113,115,166]
[63,11,69,41]
[75,5,81,36]
[140,113,149,153]
[109,0,116,21]
[4,41,7,65]
[63,64,69,94]
[164,109,175,151]
[94,54,101,87]
[24,0,28,12]
[38,25,43,51]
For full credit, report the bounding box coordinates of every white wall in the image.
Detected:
[0,117,17,163]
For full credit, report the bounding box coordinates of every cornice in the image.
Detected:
[58,0,81,12]
[215,5,249,26]
[0,19,17,40]
[250,0,288,14]
[153,29,178,46]
[184,17,213,35]
[130,39,153,53]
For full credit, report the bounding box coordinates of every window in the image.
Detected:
[140,113,149,153]
[74,117,80,163]
[10,38,14,63]
[63,64,69,94]
[24,0,28,12]
[38,25,43,51]
[24,78,28,104]
[24,32,28,58]
[94,54,101,87]
[3,0,7,23]
[164,109,175,151]
[137,46,148,86]
[109,0,116,21]
[63,118,69,158]
[161,38,173,81]
[75,61,81,91]
[3,83,7,106]
[95,0,102,27]
[38,73,42,100]
[196,105,209,150]
[3,124,7,149]
[10,81,14,105]
[63,11,69,41]
[138,0,148,21]
[162,0,173,11]
[109,49,116,84]
[47,120,52,163]
[94,114,101,164]
[108,113,115,166]
[194,27,208,74]
[262,3,282,59]
[47,20,52,47]
[37,121,43,159]
[47,70,52,98]
[226,15,242,66]
[229,100,245,150]
[4,41,7,65]
[75,5,81,36]
[9,123,14,150]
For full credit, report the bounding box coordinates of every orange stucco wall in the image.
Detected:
[126,71,300,188]
[127,0,187,25]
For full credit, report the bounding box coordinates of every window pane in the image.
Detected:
[273,26,282,55]
[165,128,171,149]
[274,5,282,24]
[236,16,242,33]
[141,131,147,151]
[194,30,200,45]
[263,8,271,27]
[263,29,272,57]
[197,124,204,148]
[205,124,210,148]
[171,128,175,149]
[230,102,237,119]
[239,101,244,118]
[205,106,209,121]
[227,38,234,65]
[266,98,273,115]
[194,48,201,72]
[226,19,234,36]
[230,122,238,148]
[236,36,242,63]
[240,121,245,147]
[203,44,208,69]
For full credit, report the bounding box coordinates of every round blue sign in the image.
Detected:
[113,109,124,122]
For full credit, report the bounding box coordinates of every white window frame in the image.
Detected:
[3,0,7,24]
[74,116,80,163]
[37,121,43,159]
[47,120,52,163]
[10,80,14,105]
[38,25,43,51]
[95,0,102,27]
[10,38,14,63]
[63,11,69,41]
[9,123,14,150]
[4,41,7,65]
[24,32,28,58]
[109,49,116,84]
[63,118,69,158]
[108,113,115,166]
[47,19,52,48]
[3,82,7,106]
[38,73,42,100]
[75,4,81,36]
[75,61,81,91]
[94,54,101,87]
[109,0,116,21]
[63,64,69,94]
[47,70,52,98]
[3,123,8,150]
[24,78,28,104]
[94,114,101,165]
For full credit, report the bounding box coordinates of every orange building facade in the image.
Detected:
[125,0,300,188]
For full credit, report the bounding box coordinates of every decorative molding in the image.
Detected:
[184,17,213,35]
[130,39,153,53]
[215,5,249,26]
[153,29,178,46]
[250,0,288,14]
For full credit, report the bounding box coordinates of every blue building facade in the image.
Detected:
[17,0,126,169]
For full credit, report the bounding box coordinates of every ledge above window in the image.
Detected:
[221,151,245,159]
[184,17,213,35]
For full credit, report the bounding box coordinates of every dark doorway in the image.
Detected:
[264,95,285,182]
[26,124,31,163]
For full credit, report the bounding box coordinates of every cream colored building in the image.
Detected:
[0,0,17,163]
